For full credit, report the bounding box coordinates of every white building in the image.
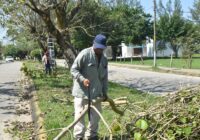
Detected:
[120,39,182,58]
[145,39,174,57]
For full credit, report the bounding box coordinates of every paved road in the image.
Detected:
[108,65,200,94]
[0,61,30,140]
[56,59,200,94]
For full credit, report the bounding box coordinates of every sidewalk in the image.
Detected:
[56,59,67,67]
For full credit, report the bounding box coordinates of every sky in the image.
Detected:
[0,0,195,45]
[140,0,194,18]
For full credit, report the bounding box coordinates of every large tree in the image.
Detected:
[71,0,111,50]
[106,2,152,60]
[24,0,83,67]
[1,0,116,68]
[157,0,186,57]
[1,0,85,68]
[0,1,48,52]
[178,22,200,68]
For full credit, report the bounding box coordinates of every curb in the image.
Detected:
[28,78,47,140]
[156,68,200,77]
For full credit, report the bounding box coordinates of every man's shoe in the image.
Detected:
[75,138,83,140]
[86,136,98,140]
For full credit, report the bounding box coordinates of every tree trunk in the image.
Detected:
[55,33,77,68]
[111,46,117,60]
[174,51,178,58]
[37,39,47,52]
[172,45,178,58]
[63,47,76,69]
[26,0,82,68]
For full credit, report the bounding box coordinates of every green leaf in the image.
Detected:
[180,117,187,123]
[175,128,182,136]
[135,119,148,131]
[134,132,142,140]
[192,97,197,102]
[111,123,121,132]
[183,127,192,136]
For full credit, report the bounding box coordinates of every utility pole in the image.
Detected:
[153,0,157,67]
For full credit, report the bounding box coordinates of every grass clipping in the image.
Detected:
[124,86,200,140]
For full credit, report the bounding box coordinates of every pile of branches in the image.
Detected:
[124,86,200,140]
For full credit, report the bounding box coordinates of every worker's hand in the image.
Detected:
[83,79,90,87]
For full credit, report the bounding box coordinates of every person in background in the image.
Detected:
[42,51,51,74]
[71,34,108,140]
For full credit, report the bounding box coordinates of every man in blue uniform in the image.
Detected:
[71,34,108,140]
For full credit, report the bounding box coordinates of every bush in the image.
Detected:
[30,49,42,60]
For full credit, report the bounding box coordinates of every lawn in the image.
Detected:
[114,57,200,69]
[23,60,163,140]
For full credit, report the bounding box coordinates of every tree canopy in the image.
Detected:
[0,0,154,66]
[157,0,187,57]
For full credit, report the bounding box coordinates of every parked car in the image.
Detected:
[5,56,14,62]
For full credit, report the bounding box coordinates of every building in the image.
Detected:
[120,38,182,58]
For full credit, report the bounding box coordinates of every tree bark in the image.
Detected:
[172,44,179,58]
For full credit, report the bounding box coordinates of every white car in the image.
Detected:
[5,56,14,62]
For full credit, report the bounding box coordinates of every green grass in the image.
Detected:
[24,60,163,139]
[114,57,200,69]
[193,54,200,57]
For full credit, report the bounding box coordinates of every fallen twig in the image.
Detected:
[53,106,88,140]
[91,106,113,140]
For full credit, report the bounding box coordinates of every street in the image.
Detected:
[0,62,31,140]
[56,59,200,95]
[108,65,200,94]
